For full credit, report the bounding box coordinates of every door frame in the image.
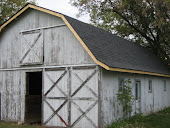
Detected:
[135,80,141,113]
[24,69,43,124]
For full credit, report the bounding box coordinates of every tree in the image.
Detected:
[0,0,36,25]
[70,0,170,64]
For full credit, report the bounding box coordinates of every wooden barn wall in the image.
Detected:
[44,26,94,65]
[101,68,170,126]
[0,9,94,69]
[0,8,95,123]
[0,71,25,122]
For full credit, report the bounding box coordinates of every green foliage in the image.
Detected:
[117,79,134,118]
[107,107,170,128]
[70,0,170,64]
[0,0,36,25]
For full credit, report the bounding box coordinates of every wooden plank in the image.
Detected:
[71,101,98,128]
[68,68,71,127]
[44,99,68,127]
[44,70,67,96]
[20,32,42,64]
[71,101,97,128]
[0,93,1,120]
[20,24,66,33]
[71,69,97,97]
[98,66,103,127]
[0,64,97,71]
[71,71,98,98]
[43,99,68,125]
[42,69,45,124]
[45,97,97,101]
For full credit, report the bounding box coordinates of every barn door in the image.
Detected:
[135,81,141,113]
[20,30,43,65]
[43,66,99,128]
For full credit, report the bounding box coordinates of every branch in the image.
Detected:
[107,0,155,44]
[148,27,157,41]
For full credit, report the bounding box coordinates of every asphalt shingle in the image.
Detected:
[65,16,170,75]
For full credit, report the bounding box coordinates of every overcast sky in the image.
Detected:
[36,0,90,23]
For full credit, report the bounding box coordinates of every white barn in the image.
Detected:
[0,4,170,128]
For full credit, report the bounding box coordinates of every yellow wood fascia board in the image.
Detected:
[0,4,169,78]
[109,67,170,77]
[0,5,30,32]
[61,15,110,70]
[28,4,63,18]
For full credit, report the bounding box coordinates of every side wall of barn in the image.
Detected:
[100,68,170,126]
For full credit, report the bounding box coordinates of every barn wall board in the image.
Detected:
[0,9,94,69]
[101,68,170,126]
[44,26,94,66]
[0,71,25,122]
[0,9,64,68]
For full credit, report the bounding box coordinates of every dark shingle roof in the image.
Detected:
[65,16,170,75]
[0,4,169,76]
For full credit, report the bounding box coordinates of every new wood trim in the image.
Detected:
[109,67,170,77]
[0,4,169,78]
[0,5,30,32]
[28,4,62,18]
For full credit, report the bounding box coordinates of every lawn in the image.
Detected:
[107,107,170,128]
[0,122,42,128]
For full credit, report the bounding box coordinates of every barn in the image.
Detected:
[0,4,170,128]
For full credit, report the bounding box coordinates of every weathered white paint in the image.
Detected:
[44,25,94,66]
[101,68,170,126]
[0,64,97,71]
[0,71,25,122]
[20,30,43,65]
[0,9,94,69]
[0,8,170,128]
[43,66,99,128]
[0,8,95,126]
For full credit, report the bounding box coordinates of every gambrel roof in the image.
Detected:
[0,4,170,77]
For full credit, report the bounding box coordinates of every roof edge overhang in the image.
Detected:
[0,4,169,78]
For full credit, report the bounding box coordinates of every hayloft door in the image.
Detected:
[135,81,141,113]
[43,66,99,128]
[20,30,43,65]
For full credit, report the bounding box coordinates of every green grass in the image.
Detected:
[1,107,170,128]
[107,107,170,128]
[0,122,42,128]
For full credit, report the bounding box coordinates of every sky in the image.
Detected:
[36,0,90,23]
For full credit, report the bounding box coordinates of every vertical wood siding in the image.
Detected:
[0,9,95,124]
[44,26,94,66]
[0,9,94,69]
[101,69,170,126]
[0,92,1,120]
[0,9,64,68]
[43,66,99,128]
[0,71,25,122]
